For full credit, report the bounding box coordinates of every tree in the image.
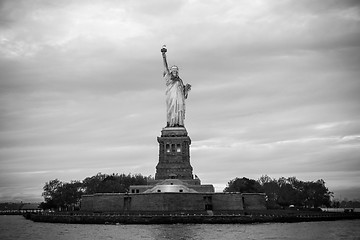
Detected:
[58,181,84,210]
[41,179,63,210]
[41,179,84,211]
[256,175,333,209]
[277,180,297,207]
[42,179,62,201]
[303,179,332,208]
[82,173,148,194]
[224,177,263,193]
[258,175,281,208]
[82,172,105,194]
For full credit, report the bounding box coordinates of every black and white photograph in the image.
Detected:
[0,0,359,239]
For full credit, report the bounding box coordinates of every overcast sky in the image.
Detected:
[0,0,359,202]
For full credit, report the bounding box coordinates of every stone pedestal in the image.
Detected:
[155,127,194,180]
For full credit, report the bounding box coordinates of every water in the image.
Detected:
[0,215,360,240]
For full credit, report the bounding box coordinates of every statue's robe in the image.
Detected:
[164,72,188,127]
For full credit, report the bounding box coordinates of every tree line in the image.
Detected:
[224,175,333,209]
[41,173,150,210]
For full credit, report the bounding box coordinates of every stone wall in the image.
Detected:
[29,211,360,224]
[242,193,267,210]
[81,195,93,211]
[212,193,243,211]
[82,193,205,212]
[81,192,265,213]
[81,194,125,212]
[190,184,215,193]
[92,194,124,212]
[131,193,205,211]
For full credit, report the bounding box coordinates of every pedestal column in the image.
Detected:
[155,127,194,180]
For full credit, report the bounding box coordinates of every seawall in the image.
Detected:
[26,211,360,224]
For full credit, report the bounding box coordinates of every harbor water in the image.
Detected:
[0,215,359,240]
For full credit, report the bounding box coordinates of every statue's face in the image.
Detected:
[171,69,178,77]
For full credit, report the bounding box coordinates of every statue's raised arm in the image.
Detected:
[161,45,169,76]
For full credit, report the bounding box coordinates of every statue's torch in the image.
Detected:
[161,45,167,53]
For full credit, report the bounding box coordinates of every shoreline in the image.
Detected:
[24,211,360,225]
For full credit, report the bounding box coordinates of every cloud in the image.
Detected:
[0,0,360,201]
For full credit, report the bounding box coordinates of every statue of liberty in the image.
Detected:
[161,45,191,127]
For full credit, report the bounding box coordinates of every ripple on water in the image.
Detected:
[0,216,359,240]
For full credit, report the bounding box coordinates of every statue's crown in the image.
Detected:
[171,65,179,70]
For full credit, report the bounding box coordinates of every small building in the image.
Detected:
[20,203,42,213]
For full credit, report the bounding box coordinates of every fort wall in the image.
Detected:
[81,192,265,213]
